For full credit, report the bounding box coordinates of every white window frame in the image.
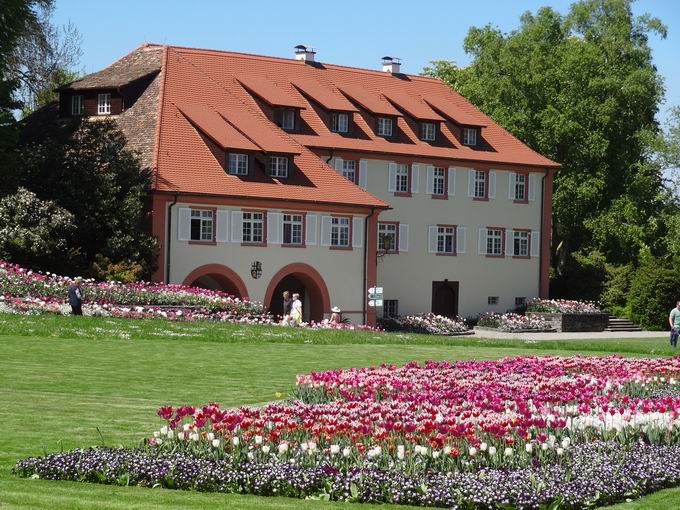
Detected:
[332,112,349,133]
[282,213,304,245]
[269,156,289,178]
[486,228,504,256]
[462,127,477,146]
[377,117,393,137]
[242,211,265,244]
[190,209,214,242]
[421,122,436,141]
[433,167,446,196]
[515,173,527,201]
[473,170,487,199]
[378,222,398,253]
[227,153,249,175]
[513,230,530,257]
[330,216,350,248]
[436,226,456,254]
[71,95,84,116]
[341,160,356,183]
[280,108,295,129]
[395,164,409,193]
[97,93,111,115]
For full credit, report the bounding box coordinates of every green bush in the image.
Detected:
[628,257,680,330]
[601,264,633,311]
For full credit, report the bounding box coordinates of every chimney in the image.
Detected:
[382,56,401,73]
[294,44,316,62]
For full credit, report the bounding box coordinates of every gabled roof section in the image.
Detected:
[292,80,358,112]
[177,103,259,151]
[337,84,402,116]
[423,95,488,127]
[216,107,300,155]
[381,90,444,122]
[236,76,304,109]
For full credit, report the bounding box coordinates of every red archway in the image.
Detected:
[264,263,331,322]
[182,264,249,299]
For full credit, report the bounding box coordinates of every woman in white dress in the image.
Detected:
[290,293,303,326]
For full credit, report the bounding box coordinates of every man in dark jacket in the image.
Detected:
[281,290,292,325]
[68,277,84,315]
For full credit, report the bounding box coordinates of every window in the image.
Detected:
[513,230,529,257]
[377,117,393,137]
[433,167,446,196]
[97,93,111,115]
[227,153,248,175]
[283,214,303,245]
[341,160,356,183]
[488,296,499,305]
[383,299,399,318]
[378,223,398,252]
[269,156,289,178]
[436,226,455,254]
[331,112,349,133]
[395,164,409,193]
[190,209,214,242]
[515,297,526,306]
[279,108,295,130]
[473,170,486,199]
[514,173,527,201]
[421,122,436,141]
[331,216,350,248]
[71,95,84,116]
[462,127,477,146]
[242,212,264,244]
[486,228,503,256]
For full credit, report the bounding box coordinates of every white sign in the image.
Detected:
[368,287,383,295]
[368,299,383,307]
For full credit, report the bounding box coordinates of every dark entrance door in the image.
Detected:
[431,281,459,318]
[269,275,310,322]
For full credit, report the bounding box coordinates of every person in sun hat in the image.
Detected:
[68,277,84,316]
[669,301,680,348]
[330,306,342,324]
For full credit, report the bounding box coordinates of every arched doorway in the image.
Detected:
[431,280,459,318]
[264,263,331,323]
[182,264,248,299]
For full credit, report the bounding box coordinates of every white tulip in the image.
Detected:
[232,437,240,446]
[178,432,185,440]
[255,435,263,445]
[207,433,215,441]
[262,445,271,454]
[212,439,220,448]
[488,446,497,455]
[432,450,440,459]
[330,444,340,455]
[183,423,191,432]
[278,443,289,454]
[504,447,513,457]
[541,442,548,451]
[156,438,163,445]
[190,433,199,442]
[167,430,174,439]
[468,447,477,457]
[556,447,564,456]
[160,426,169,435]
[342,447,351,457]
[479,442,488,452]
[153,431,160,438]
[525,443,533,454]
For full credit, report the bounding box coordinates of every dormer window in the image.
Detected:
[377,117,393,137]
[421,122,436,141]
[462,127,478,146]
[331,112,349,133]
[278,108,296,130]
[227,153,249,175]
[71,95,84,116]
[269,156,289,178]
[97,93,111,115]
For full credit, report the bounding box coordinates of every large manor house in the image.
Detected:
[57,44,558,325]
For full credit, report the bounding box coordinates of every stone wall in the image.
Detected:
[527,312,609,332]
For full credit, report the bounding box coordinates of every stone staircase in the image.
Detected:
[605,314,643,332]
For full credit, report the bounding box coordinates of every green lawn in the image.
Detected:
[1,313,679,509]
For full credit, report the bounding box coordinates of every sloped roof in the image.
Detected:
[177,103,259,151]
[292,79,358,112]
[381,90,444,122]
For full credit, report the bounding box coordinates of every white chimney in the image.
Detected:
[382,56,401,73]
[294,44,316,62]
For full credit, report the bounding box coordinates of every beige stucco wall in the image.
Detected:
[167,203,367,323]
[360,158,544,318]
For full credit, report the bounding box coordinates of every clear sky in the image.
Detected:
[53,0,679,124]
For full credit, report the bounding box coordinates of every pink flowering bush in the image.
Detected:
[478,312,552,332]
[378,313,468,334]
[527,298,602,314]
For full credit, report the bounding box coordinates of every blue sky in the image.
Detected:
[54,0,679,124]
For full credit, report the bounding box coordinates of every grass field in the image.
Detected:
[1,313,679,509]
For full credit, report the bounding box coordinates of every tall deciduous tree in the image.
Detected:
[425,0,668,279]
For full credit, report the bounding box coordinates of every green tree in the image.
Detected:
[628,255,679,330]
[425,0,668,276]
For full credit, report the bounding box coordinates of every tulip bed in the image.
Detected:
[527,299,602,314]
[16,355,680,508]
[378,313,469,334]
[477,312,553,332]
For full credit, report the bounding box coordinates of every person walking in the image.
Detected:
[68,277,84,316]
[669,301,680,348]
[290,292,303,326]
[281,290,292,326]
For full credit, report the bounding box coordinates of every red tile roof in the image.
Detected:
[236,75,304,109]
[176,103,259,151]
[292,79,358,112]
[381,90,445,122]
[337,84,402,117]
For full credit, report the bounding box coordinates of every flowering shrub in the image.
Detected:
[308,320,380,331]
[477,312,552,332]
[0,259,272,323]
[527,298,602,314]
[378,313,468,334]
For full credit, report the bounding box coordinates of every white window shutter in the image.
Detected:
[216,210,229,243]
[306,214,318,245]
[411,164,420,193]
[388,162,397,192]
[448,167,456,196]
[267,212,282,244]
[529,174,538,201]
[506,229,513,256]
[428,226,438,253]
[456,226,466,254]
[398,224,409,252]
[508,172,516,200]
[352,217,363,248]
[426,165,434,194]
[334,157,344,175]
[359,159,368,189]
[320,215,332,246]
[531,231,540,257]
[467,169,475,197]
[230,211,243,243]
[489,171,496,199]
[478,227,488,255]
[178,208,191,241]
